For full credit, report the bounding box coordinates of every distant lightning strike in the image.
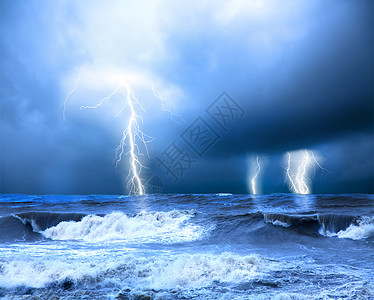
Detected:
[286,152,298,193]
[286,150,326,194]
[295,150,311,194]
[251,156,261,194]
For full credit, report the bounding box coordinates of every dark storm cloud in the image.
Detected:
[311,133,374,193]
[148,0,373,193]
[0,0,373,194]
[0,0,120,194]
[178,0,373,157]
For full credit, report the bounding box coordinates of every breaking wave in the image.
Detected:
[0,252,263,290]
[41,210,206,243]
[319,216,374,240]
[264,213,373,240]
[1,209,373,244]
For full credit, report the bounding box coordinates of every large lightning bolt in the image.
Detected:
[285,150,326,194]
[80,84,151,195]
[251,156,261,194]
[63,69,182,195]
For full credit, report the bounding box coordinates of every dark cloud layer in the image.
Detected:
[1,0,373,194]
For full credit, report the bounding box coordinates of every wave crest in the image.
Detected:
[41,210,206,243]
[0,251,263,289]
[264,213,374,240]
[320,216,374,240]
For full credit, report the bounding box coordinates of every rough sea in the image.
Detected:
[0,193,373,299]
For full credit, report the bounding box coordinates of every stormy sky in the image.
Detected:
[1,0,373,195]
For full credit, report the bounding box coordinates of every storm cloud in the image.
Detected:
[1,0,373,194]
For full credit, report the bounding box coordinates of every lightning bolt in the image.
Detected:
[63,69,182,195]
[80,87,121,111]
[152,85,184,125]
[295,150,311,194]
[251,156,261,194]
[286,152,299,193]
[285,150,327,194]
[80,84,152,195]
[62,68,83,120]
[310,150,329,173]
[114,85,152,195]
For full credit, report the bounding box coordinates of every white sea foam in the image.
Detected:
[0,249,265,290]
[274,293,309,300]
[0,257,100,289]
[40,210,206,243]
[266,219,291,228]
[147,252,262,289]
[11,214,27,225]
[319,216,374,240]
[264,215,291,228]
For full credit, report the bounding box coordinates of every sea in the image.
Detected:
[0,193,373,299]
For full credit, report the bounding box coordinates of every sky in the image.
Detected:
[0,0,373,195]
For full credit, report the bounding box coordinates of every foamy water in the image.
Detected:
[320,216,374,240]
[41,210,207,243]
[0,194,373,299]
[0,246,264,290]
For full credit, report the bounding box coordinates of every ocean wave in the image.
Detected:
[0,251,264,290]
[263,213,374,240]
[2,209,373,244]
[263,213,317,228]
[13,212,86,231]
[265,219,291,228]
[319,216,374,240]
[41,210,206,243]
[0,212,87,242]
[139,252,263,289]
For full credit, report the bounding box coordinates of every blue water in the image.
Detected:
[0,193,373,299]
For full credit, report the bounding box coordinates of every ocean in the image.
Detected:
[0,193,373,299]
